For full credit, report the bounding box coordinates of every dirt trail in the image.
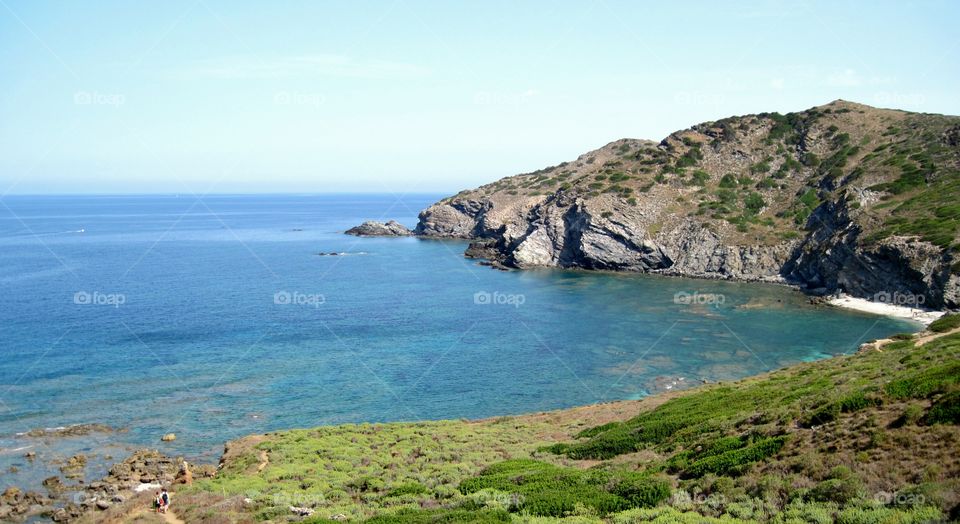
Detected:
[256,449,269,472]
[161,510,186,524]
[916,326,960,346]
[127,507,186,524]
[868,325,960,352]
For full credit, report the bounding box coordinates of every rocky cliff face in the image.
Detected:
[413,101,960,309]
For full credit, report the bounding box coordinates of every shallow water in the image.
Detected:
[0,194,917,490]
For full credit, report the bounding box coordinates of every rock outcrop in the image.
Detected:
[406,101,960,308]
[345,220,412,237]
[0,487,53,522]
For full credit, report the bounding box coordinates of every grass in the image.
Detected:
[185,419,559,521]
[458,460,670,516]
[929,313,960,333]
[168,332,960,523]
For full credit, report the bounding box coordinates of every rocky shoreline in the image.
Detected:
[0,437,215,523]
[345,101,960,312]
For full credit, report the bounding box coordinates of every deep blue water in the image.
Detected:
[0,194,916,489]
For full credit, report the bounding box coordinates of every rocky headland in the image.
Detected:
[351,101,960,310]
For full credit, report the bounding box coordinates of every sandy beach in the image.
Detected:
[828,294,946,326]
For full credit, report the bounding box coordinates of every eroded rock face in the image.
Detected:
[357,101,960,309]
[412,190,956,308]
[345,220,413,237]
[417,197,795,280]
[783,200,958,308]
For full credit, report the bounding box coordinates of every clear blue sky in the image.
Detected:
[1,0,958,194]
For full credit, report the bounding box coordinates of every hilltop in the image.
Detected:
[414,101,960,309]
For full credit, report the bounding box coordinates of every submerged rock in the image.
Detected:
[345,220,413,237]
[24,423,115,439]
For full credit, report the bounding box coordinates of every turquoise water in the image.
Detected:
[0,194,916,490]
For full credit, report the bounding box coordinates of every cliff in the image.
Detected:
[413,100,960,309]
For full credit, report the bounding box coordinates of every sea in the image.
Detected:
[0,194,918,491]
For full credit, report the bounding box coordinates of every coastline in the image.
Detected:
[8,317,957,523]
[826,293,945,326]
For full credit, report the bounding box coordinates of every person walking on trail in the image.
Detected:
[160,488,170,514]
[154,491,163,513]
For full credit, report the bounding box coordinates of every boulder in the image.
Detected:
[345,220,413,237]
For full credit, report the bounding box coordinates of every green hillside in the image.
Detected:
[161,317,960,523]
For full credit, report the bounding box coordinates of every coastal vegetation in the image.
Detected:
[159,329,960,523]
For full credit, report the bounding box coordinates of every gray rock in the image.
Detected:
[414,193,956,308]
[345,220,413,237]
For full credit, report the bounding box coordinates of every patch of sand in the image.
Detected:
[828,294,944,325]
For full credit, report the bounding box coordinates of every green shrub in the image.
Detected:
[923,390,960,425]
[690,170,710,186]
[609,473,671,508]
[750,161,771,174]
[557,425,644,459]
[802,402,840,427]
[773,500,839,524]
[885,362,960,399]
[837,391,881,413]
[834,505,942,524]
[576,421,622,439]
[894,404,925,427]
[386,482,429,497]
[347,476,385,492]
[364,508,512,523]
[744,192,766,214]
[808,468,864,504]
[683,436,787,477]
[459,460,669,517]
[929,314,960,333]
[757,177,779,189]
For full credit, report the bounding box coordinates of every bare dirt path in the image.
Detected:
[916,326,960,346]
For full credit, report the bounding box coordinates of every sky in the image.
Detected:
[0,0,958,195]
